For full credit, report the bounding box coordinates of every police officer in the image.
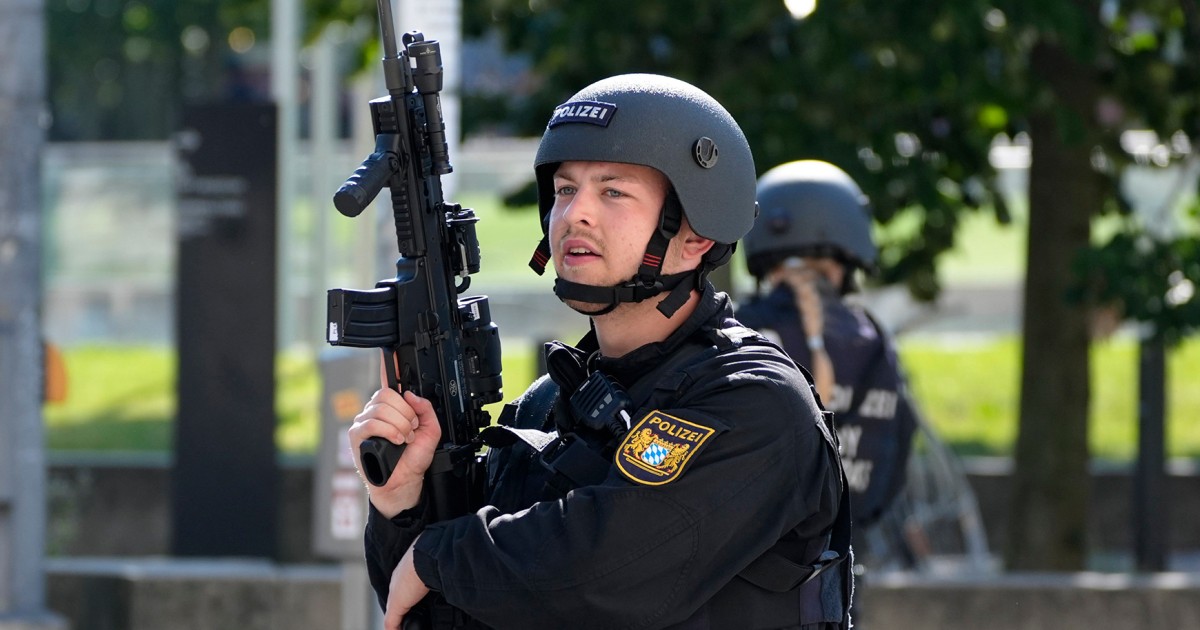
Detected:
[350,76,853,629]
[736,160,920,621]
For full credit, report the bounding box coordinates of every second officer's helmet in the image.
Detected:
[743,160,878,281]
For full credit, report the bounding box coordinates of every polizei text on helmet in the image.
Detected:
[547,100,617,128]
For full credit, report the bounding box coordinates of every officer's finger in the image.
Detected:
[378,351,402,391]
[403,391,443,448]
[348,416,417,449]
[383,544,428,630]
[382,606,404,630]
[352,390,419,443]
[391,392,442,479]
[361,387,412,422]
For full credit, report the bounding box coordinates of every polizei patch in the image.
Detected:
[547,100,617,128]
[615,411,715,486]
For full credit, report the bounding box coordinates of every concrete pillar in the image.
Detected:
[0,0,66,627]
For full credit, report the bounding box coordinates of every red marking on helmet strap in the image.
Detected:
[529,247,550,274]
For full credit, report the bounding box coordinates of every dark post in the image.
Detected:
[171,103,280,557]
[1133,334,1167,571]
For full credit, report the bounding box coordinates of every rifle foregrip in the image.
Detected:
[334,151,396,217]
[359,436,406,487]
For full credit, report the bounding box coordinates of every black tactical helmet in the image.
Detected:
[743,160,878,280]
[528,73,759,317]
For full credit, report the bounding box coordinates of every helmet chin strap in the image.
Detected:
[529,190,706,319]
[551,270,695,317]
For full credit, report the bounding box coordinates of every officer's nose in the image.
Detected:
[558,191,598,228]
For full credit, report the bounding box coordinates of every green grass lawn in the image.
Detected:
[44,334,1199,461]
[899,334,1200,461]
[43,343,540,455]
[460,193,549,289]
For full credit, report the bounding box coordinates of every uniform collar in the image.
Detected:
[579,282,730,385]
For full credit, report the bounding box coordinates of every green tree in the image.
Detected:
[45,0,372,140]
[46,0,268,140]
[463,0,1200,570]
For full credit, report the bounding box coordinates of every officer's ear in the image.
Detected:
[675,220,714,265]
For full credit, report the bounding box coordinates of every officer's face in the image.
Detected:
[548,161,669,290]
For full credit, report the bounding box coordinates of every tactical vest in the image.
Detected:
[480,325,853,628]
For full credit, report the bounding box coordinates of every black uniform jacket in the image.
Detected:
[737,284,917,526]
[365,286,843,629]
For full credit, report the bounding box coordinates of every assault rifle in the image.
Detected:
[325,2,502,625]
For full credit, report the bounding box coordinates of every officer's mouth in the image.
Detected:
[562,238,602,266]
[565,249,601,265]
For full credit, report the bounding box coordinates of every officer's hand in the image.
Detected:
[383,541,430,630]
[347,357,443,518]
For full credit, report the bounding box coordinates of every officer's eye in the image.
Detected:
[554,185,577,196]
[604,188,627,199]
